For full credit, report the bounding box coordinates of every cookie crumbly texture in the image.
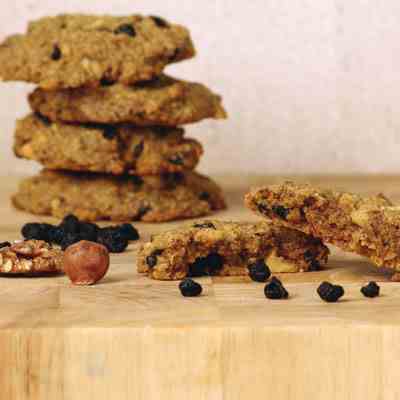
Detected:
[14,114,203,175]
[29,75,227,126]
[0,14,195,89]
[137,220,329,280]
[245,181,400,273]
[0,240,63,275]
[13,170,226,222]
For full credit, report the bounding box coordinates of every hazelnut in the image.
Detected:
[63,240,110,285]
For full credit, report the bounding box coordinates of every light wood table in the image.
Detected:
[1,175,400,400]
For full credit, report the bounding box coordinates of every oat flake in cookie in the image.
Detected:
[29,75,227,126]
[12,170,226,223]
[0,14,195,89]
[14,114,203,176]
[137,220,329,280]
[0,240,63,275]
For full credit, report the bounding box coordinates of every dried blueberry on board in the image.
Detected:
[317,281,344,302]
[79,222,99,242]
[21,223,52,242]
[179,278,202,297]
[248,259,271,282]
[117,223,139,241]
[97,228,128,253]
[264,277,289,299]
[59,214,81,234]
[361,281,380,298]
[61,232,82,251]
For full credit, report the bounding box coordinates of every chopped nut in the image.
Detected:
[266,250,299,273]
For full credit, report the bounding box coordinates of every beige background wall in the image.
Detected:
[1,0,400,176]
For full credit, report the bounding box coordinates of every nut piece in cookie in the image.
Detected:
[137,220,329,280]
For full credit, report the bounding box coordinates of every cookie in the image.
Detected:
[29,75,227,125]
[137,220,329,280]
[0,240,63,275]
[14,114,203,175]
[245,181,400,273]
[0,14,195,89]
[13,170,226,222]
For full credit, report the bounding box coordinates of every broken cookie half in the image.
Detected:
[137,220,329,280]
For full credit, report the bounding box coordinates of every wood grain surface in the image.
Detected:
[1,175,400,400]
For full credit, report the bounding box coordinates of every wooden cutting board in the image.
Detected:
[1,174,399,400]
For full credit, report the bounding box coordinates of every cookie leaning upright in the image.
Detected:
[0,14,195,89]
[244,181,400,275]
[8,13,227,222]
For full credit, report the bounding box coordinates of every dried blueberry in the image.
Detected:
[189,253,224,276]
[151,15,169,28]
[317,281,344,302]
[61,232,81,250]
[193,222,216,229]
[117,223,139,241]
[248,259,271,282]
[21,223,52,241]
[48,226,65,245]
[361,281,380,298]
[136,205,151,220]
[257,203,269,215]
[114,24,136,37]
[199,192,210,201]
[97,228,128,253]
[168,154,184,165]
[133,141,144,158]
[131,175,144,187]
[51,45,62,60]
[272,205,289,220]
[264,277,289,299]
[102,126,118,140]
[79,222,99,242]
[179,278,202,297]
[0,242,11,249]
[100,77,115,86]
[59,214,80,234]
[35,112,51,126]
[146,249,163,268]
[308,260,321,271]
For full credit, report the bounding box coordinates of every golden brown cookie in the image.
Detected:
[13,170,226,222]
[14,114,203,175]
[0,14,195,89]
[29,75,227,125]
[137,220,329,280]
[245,181,400,273]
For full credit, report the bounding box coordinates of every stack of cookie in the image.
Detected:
[0,14,227,222]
